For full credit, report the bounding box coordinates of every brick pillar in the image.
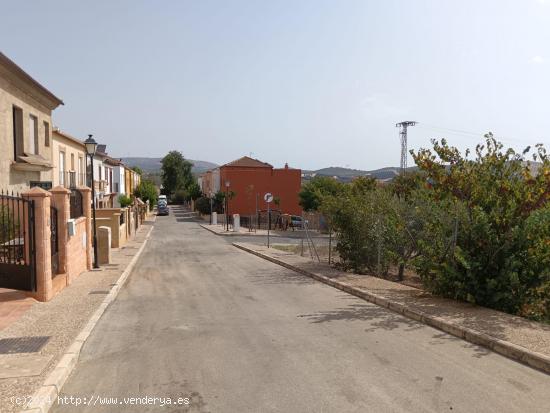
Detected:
[50,186,70,276]
[78,187,92,270]
[22,187,52,302]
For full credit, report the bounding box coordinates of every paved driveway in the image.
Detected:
[52,206,550,412]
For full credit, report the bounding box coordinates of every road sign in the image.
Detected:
[264,192,273,203]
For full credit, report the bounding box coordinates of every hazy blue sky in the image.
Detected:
[2,0,550,170]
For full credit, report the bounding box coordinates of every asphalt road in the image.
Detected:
[52,206,550,413]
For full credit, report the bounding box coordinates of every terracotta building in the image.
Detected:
[200,156,302,216]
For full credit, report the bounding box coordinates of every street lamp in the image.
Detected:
[225,180,230,231]
[84,134,99,269]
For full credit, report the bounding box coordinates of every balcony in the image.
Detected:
[59,171,86,189]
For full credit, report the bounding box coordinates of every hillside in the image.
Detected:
[121,157,218,174]
[304,166,418,181]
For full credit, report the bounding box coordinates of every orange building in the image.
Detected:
[213,156,302,216]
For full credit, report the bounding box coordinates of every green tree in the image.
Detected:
[134,179,158,206]
[187,182,202,201]
[299,176,344,212]
[350,176,377,196]
[411,134,550,317]
[130,166,143,176]
[161,151,193,196]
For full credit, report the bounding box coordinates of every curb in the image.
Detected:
[21,221,156,413]
[233,242,550,375]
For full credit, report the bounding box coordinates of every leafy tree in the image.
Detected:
[187,182,202,201]
[172,189,189,204]
[134,179,158,206]
[350,176,377,195]
[411,134,550,316]
[130,166,143,176]
[161,151,193,196]
[299,176,344,212]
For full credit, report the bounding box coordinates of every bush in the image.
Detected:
[411,135,550,318]
[319,135,550,322]
[118,194,133,208]
[172,189,189,204]
[195,197,211,215]
[134,179,158,206]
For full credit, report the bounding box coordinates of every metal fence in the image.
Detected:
[69,189,84,218]
[0,190,36,291]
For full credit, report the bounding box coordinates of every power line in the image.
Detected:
[416,123,545,146]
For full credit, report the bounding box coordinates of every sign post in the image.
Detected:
[264,192,273,248]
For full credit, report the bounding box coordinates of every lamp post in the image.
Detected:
[84,134,99,269]
[225,180,230,231]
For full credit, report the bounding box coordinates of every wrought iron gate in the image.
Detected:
[0,191,36,291]
[50,205,60,277]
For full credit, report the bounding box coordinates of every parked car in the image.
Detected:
[290,215,304,229]
[157,204,169,216]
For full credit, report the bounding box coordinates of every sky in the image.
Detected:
[2,0,550,170]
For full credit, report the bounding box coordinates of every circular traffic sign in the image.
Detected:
[264,192,273,203]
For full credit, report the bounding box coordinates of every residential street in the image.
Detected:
[53,206,550,413]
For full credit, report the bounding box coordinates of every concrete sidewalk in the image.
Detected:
[234,242,550,374]
[0,217,155,413]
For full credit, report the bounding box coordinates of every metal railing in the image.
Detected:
[0,190,36,291]
[59,171,86,189]
[69,189,84,218]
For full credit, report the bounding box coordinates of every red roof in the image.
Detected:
[222,156,272,168]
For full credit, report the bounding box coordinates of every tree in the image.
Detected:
[187,182,202,201]
[350,176,377,195]
[161,151,193,196]
[134,179,158,206]
[411,134,550,317]
[299,176,344,212]
[130,166,143,176]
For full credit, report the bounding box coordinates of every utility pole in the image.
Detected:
[395,121,417,174]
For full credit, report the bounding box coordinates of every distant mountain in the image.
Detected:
[121,157,218,174]
[303,166,418,181]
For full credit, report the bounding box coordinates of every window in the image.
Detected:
[44,121,50,147]
[71,153,75,170]
[59,151,66,186]
[78,157,84,185]
[115,182,119,193]
[29,115,38,154]
[12,106,23,160]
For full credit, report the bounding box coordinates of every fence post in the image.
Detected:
[22,187,52,301]
[78,187,93,270]
[50,186,70,276]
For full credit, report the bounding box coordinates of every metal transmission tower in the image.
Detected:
[395,121,417,174]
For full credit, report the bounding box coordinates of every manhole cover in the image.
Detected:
[88,290,110,295]
[0,337,50,354]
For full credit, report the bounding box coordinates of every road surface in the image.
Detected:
[52,206,550,412]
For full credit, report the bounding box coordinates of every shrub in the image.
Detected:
[172,189,189,204]
[195,197,211,215]
[411,134,550,317]
[118,194,133,208]
[134,179,158,206]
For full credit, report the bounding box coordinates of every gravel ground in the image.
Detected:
[237,242,550,360]
[0,218,154,413]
